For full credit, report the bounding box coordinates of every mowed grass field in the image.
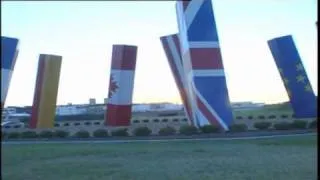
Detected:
[1,135,317,180]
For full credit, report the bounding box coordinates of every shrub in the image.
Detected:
[133,127,151,136]
[308,120,317,129]
[39,130,54,138]
[111,128,128,137]
[268,115,276,119]
[54,130,69,138]
[14,125,22,128]
[93,122,101,125]
[162,119,168,122]
[229,124,248,132]
[93,129,109,137]
[291,120,307,129]
[254,122,272,130]
[7,132,20,139]
[74,122,81,126]
[200,125,220,133]
[2,132,7,139]
[21,131,38,138]
[158,126,176,136]
[74,130,90,138]
[179,125,198,135]
[84,122,91,125]
[273,122,292,130]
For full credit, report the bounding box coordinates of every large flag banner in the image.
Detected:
[161,34,195,125]
[175,0,233,130]
[268,35,317,118]
[105,45,137,126]
[1,36,19,108]
[30,54,62,128]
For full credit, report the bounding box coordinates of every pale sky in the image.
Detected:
[2,0,318,106]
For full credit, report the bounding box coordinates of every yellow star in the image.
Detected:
[283,78,289,85]
[304,84,313,92]
[296,63,304,71]
[296,74,306,83]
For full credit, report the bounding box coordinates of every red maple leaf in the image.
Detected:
[108,74,119,98]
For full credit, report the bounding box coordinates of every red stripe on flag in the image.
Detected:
[111,45,137,70]
[182,1,191,12]
[195,94,222,128]
[105,104,132,126]
[30,56,46,129]
[189,48,224,69]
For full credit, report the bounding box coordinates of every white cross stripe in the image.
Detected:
[184,0,205,29]
[192,69,225,77]
[189,41,220,48]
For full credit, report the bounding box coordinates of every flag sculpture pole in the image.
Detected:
[268,35,317,118]
[160,34,195,126]
[1,37,19,109]
[30,54,62,128]
[175,0,233,130]
[105,45,137,126]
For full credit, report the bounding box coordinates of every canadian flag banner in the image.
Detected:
[108,70,135,105]
[105,45,137,126]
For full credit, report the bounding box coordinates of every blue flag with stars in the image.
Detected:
[268,35,317,118]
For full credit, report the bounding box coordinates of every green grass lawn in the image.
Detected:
[1,135,317,180]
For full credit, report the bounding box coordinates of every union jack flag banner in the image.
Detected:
[268,35,317,118]
[105,45,137,126]
[175,0,233,130]
[160,34,194,126]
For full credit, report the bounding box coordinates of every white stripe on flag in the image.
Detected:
[166,36,186,87]
[108,70,135,105]
[185,0,205,29]
[193,69,225,77]
[189,41,220,48]
[188,70,225,83]
[1,69,13,103]
[192,81,229,131]
[196,109,210,126]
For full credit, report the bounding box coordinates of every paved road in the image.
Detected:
[2,132,316,145]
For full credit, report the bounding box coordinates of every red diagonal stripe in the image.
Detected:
[195,93,222,128]
[182,1,191,12]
